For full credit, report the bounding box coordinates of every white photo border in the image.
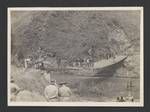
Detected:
[7,7,144,107]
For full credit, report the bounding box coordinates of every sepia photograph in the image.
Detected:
[7,7,143,106]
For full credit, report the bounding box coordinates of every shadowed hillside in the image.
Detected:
[11,11,140,59]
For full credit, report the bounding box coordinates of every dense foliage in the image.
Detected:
[11,11,140,60]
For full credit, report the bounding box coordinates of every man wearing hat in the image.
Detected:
[41,70,51,83]
[10,77,20,101]
[58,82,72,101]
[44,79,58,102]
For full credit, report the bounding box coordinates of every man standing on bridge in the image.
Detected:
[88,45,95,66]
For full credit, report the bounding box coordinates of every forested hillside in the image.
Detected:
[11,11,140,59]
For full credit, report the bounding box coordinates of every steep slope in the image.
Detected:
[11,11,140,59]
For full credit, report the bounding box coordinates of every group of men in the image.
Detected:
[10,75,72,102]
[44,80,72,102]
[71,57,94,67]
[41,70,72,101]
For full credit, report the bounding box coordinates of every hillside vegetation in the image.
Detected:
[11,11,140,59]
